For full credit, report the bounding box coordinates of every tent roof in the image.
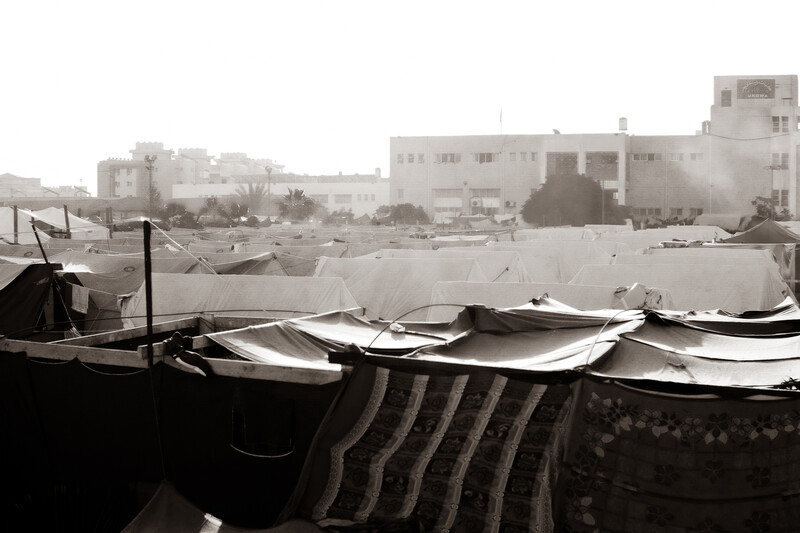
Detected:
[724,218,800,243]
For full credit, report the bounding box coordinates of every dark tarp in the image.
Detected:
[0,264,53,338]
[0,352,341,530]
[723,218,800,244]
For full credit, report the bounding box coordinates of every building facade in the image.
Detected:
[390,75,800,221]
[98,142,387,217]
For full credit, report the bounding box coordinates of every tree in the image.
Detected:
[278,188,317,221]
[390,203,429,225]
[752,196,792,221]
[521,174,628,226]
[326,208,355,225]
[235,183,268,215]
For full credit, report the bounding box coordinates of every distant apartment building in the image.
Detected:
[172,172,389,218]
[0,173,44,198]
[390,74,800,221]
[97,142,387,217]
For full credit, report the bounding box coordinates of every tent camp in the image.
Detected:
[369,248,532,282]
[9,297,800,531]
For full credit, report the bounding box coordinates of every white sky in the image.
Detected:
[2,0,799,195]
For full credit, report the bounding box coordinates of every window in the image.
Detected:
[587,153,618,165]
[669,153,684,161]
[357,194,362,201]
[310,194,328,204]
[670,208,683,217]
[408,153,414,163]
[520,152,527,162]
[334,194,352,204]
[690,208,703,216]
[473,153,498,163]
[397,154,404,164]
[531,152,537,161]
[632,207,662,216]
[773,116,789,133]
[114,181,120,188]
[418,154,424,163]
[771,153,789,168]
[632,153,663,161]
[690,153,704,161]
[435,153,460,164]
[509,152,516,162]
[721,90,731,107]
[772,189,789,207]
[371,194,375,201]
[126,181,133,186]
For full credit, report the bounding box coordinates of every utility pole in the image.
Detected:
[144,155,157,219]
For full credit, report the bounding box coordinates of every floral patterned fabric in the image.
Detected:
[294,363,572,533]
[557,379,800,532]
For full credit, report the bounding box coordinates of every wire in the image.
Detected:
[364,303,469,353]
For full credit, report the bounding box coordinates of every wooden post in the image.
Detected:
[143,221,154,368]
[63,205,71,239]
[12,205,18,244]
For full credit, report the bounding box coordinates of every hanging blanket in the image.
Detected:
[557,379,800,532]
[288,362,573,533]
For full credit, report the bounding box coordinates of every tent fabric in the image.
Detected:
[284,361,573,533]
[556,378,800,532]
[313,256,487,320]
[724,218,800,243]
[489,241,617,283]
[120,274,359,328]
[31,206,110,240]
[0,206,50,245]
[570,262,793,313]
[0,264,53,338]
[122,482,271,533]
[426,281,673,322]
[372,248,532,282]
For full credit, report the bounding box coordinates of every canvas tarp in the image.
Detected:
[120,274,359,328]
[724,218,800,243]
[485,241,617,283]
[0,206,50,245]
[370,248,532,282]
[0,264,53,338]
[427,281,674,321]
[313,256,487,320]
[31,206,110,240]
[570,262,793,312]
[596,225,731,251]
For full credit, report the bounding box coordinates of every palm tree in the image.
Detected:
[235,182,268,215]
[279,188,317,221]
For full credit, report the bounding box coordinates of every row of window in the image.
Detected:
[310,194,377,204]
[632,153,705,161]
[397,152,540,164]
[773,189,789,207]
[631,207,704,217]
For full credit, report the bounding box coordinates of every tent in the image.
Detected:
[0,264,54,338]
[313,256,487,320]
[370,248,532,282]
[570,262,793,313]
[0,206,50,245]
[724,218,800,244]
[31,206,110,240]
[120,274,360,328]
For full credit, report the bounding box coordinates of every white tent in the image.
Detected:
[0,206,50,245]
[570,262,793,312]
[313,256,487,320]
[427,281,673,321]
[370,248,531,282]
[120,274,360,328]
[31,207,110,240]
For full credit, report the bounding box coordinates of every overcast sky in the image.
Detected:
[2,0,799,195]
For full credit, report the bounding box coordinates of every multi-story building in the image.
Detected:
[390,74,800,222]
[172,171,388,218]
[97,142,387,217]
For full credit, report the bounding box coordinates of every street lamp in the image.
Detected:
[144,155,157,219]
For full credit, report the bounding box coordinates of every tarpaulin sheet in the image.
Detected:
[120,274,359,328]
[427,281,673,321]
[31,206,110,240]
[314,256,487,321]
[373,248,532,282]
[570,262,792,313]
